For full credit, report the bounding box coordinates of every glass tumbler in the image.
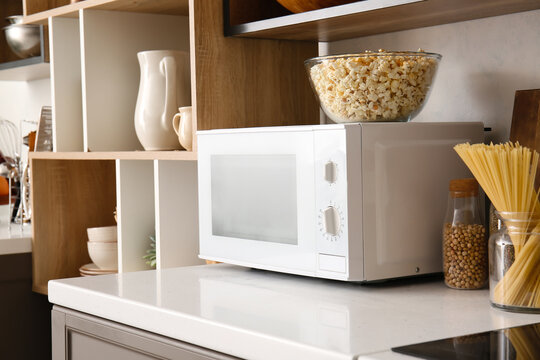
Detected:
[489,211,540,313]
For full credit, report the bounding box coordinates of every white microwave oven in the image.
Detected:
[197,122,484,281]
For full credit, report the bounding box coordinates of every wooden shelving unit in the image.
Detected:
[226,0,540,41]
[26,0,319,294]
[28,0,539,294]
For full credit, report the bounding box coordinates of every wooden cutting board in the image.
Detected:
[509,89,540,189]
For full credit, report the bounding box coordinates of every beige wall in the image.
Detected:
[321,9,540,142]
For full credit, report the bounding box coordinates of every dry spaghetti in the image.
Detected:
[454,142,540,309]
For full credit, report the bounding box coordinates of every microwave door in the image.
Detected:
[211,154,298,245]
[198,130,318,276]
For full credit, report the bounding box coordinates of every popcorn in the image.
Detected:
[307,51,440,122]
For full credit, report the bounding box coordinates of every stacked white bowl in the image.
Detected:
[86,225,118,270]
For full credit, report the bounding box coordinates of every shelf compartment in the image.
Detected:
[29,151,197,161]
[31,159,117,295]
[0,0,50,81]
[116,160,203,272]
[116,160,155,273]
[49,9,190,153]
[23,0,189,25]
[226,0,540,41]
[154,160,203,269]
[80,10,190,152]
[31,157,200,294]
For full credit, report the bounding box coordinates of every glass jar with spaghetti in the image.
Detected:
[489,212,540,313]
[442,178,487,289]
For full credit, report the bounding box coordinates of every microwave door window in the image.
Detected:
[211,155,298,245]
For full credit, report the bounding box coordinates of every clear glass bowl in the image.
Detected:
[305,51,442,123]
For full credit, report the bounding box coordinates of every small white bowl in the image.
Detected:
[87,225,117,243]
[87,241,118,270]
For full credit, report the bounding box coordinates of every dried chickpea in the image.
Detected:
[443,223,488,289]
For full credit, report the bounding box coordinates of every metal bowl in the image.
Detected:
[6,15,24,25]
[3,24,41,59]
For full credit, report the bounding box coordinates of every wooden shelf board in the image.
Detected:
[0,58,49,81]
[29,151,198,161]
[227,0,540,41]
[23,0,189,25]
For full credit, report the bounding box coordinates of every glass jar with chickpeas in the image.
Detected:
[442,178,487,289]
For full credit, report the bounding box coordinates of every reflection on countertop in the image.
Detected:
[48,264,540,360]
[0,206,31,255]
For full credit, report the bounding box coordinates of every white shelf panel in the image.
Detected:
[50,16,84,152]
[154,160,203,269]
[116,160,155,273]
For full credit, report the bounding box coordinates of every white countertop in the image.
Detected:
[48,264,540,360]
[0,210,31,255]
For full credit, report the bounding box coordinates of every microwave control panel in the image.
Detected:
[314,128,349,274]
[319,203,344,239]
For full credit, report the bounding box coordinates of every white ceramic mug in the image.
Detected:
[172,106,193,151]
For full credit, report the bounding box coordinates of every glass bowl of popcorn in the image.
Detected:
[305,50,442,123]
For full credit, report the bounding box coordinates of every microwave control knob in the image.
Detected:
[322,206,340,236]
[324,161,338,184]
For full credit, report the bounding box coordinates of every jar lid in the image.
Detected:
[449,178,478,197]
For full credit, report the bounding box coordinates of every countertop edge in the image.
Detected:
[0,237,32,255]
[47,265,540,360]
[48,280,356,360]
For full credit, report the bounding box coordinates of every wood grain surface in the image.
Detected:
[29,150,198,161]
[226,0,290,26]
[42,24,50,62]
[23,0,189,24]
[190,0,319,137]
[31,159,117,294]
[228,0,540,41]
[510,89,540,189]
[23,0,64,17]
[276,0,358,14]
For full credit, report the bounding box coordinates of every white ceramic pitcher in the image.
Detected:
[134,50,191,150]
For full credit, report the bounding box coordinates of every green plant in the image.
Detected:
[143,235,156,268]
